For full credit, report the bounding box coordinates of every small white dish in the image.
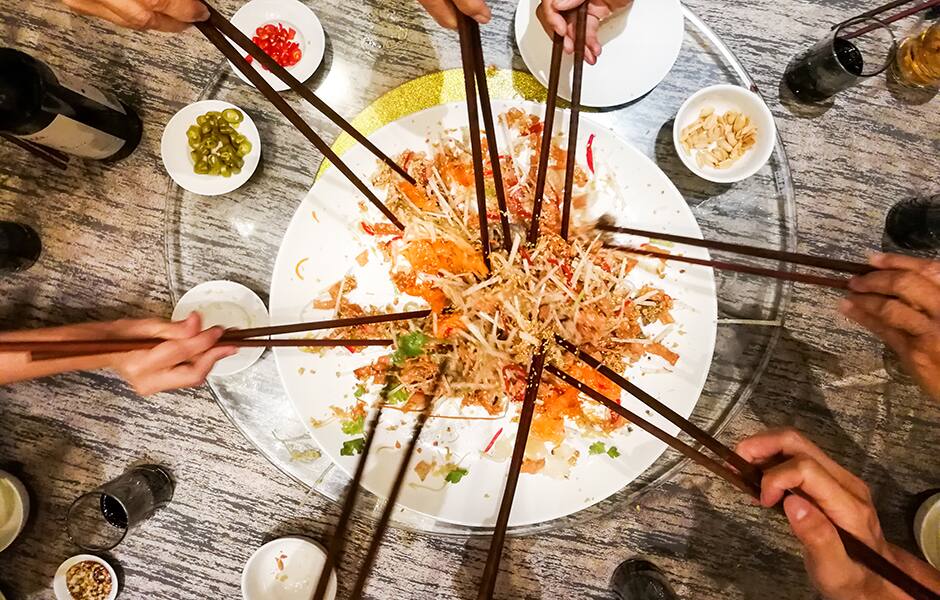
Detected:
[172,280,269,377]
[242,536,337,600]
[229,0,326,92]
[53,555,119,600]
[161,100,262,197]
[514,0,684,107]
[0,470,28,553]
[672,84,776,184]
[915,492,940,568]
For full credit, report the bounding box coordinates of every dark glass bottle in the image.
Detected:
[0,48,142,161]
[0,221,41,273]
[885,195,940,250]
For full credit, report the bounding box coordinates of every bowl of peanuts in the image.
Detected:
[673,84,776,183]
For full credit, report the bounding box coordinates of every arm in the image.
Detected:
[736,428,940,599]
[841,253,940,401]
[59,0,208,32]
[0,314,236,395]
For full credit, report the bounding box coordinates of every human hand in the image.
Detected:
[536,0,633,65]
[840,253,940,401]
[417,0,491,29]
[735,428,912,600]
[107,314,236,395]
[60,0,209,32]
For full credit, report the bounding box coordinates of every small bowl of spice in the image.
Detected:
[53,555,117,600]
[673,84,776,184]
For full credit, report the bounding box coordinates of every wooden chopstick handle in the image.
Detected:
[27,339,393,361]
[194,20,405,230]
[551,364,940,600]
[609,245,852,289]
[598,223,873,275]
[199,2,416,186]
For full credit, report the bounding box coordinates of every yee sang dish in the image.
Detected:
[303,108,683,480]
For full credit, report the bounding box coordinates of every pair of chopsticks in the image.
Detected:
[597,221,875,290]
[548,337,940,600]
[477,334,940,599]
[6,309,430,361]
[1,133,69,170]
[530,3,589,245]
[193,2,407,230]
[312,358,450,600]
[836,0,940,40]
[456,13,511,270]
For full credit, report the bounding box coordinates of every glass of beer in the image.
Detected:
[893,22,940,87]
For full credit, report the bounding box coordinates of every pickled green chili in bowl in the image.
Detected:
[186,108,254,177]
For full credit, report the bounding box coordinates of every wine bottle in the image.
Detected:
[0,48,142,161]
[0,221,41,273]
[885,195,940,250]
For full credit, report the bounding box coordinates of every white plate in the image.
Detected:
[242,536,336,600]
[0,470,28,553]
[672,84,776,183]
[915,492,940,568]
[514,0,684,107]
[229,0,326,92]
[54,555,118,600]
[269,99,717,527]
[161,100,261,197]
[172,280,269,377]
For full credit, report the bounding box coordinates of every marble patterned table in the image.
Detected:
[0,1,938,598]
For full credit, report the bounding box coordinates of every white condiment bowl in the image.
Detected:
[172,280,269,377]
[0,470,29,553]
[161,100,262,197]
[53,555,118,600]
[242,536,336,600]
[915,492,940,568]
[229,0,326,92]
[672,84,776,184]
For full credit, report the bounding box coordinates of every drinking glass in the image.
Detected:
[0,221,41,273]
[66,465,174,551]
[784,17,896,102]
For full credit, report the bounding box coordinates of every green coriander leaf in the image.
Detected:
[340,437,365,456]
[353,385,366,398]
[340,414,365,435]
[607,446,621,458]
[444,467,468,484]
[588,441,606,455]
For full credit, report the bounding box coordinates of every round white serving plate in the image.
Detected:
[161,100,262,197]
[269,99,717,527]
[172,279,269,376]
[229,0,326,92]
[514,0,684,107]
[242,536,336,600]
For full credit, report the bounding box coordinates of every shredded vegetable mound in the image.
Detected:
[331,109,679,475]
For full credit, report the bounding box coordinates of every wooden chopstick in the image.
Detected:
[21,338,392,361]
[1,133,69,170]
[312,399,390,600]
[200,2,415,186]
[465,18,512,249]
[221,309,431,340]
[606,244,852,289]
[559,4,587,241]
[553,335,763,486]
[477,343,548,600]
[193,20,405,230]
[457,14,492,271]
[841,0,940,39]
[553,344,940,600]
[527,34,564,246]
[597,222,873,275]
[348,358,450,600]
[832,0,917,28]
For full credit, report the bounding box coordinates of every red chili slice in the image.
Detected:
[586,133,596,174]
